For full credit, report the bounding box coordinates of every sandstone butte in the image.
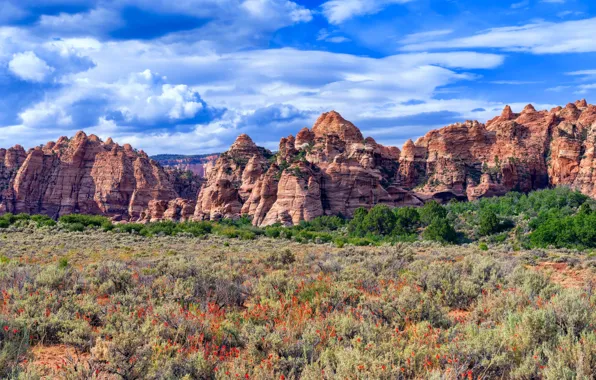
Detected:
[2,99,596,226]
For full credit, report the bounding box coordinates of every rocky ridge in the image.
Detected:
[0,132,179,220]
[192,101,596,226]
[3,100,596,225]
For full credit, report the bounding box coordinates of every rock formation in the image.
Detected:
[0,132,177,220]
[194,111,423,226]
[4,100,596,226]
[191,101,596,226]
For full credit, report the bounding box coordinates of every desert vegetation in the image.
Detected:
[2,188,596,378]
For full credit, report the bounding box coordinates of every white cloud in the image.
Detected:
[402,17,596,54]
[490,80,542,85]
[113,70,207,122]
[576,84,596,94]
[19,102,73,127]
[26,0,312,52]
[8,51,54,82]
[400,29,453,44]
[557,10,583,18]
[511,0,529,9]
[241,0,312,22]
[321,0,414,25]
[566,70,596,76]
[6,32,505,153]
[37,8,122,37]
[317,29,351,43]
[546,85,571,92]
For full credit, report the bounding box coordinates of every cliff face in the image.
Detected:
[194,111,422,226]
[402,100,596,201]
[192,101,596,226]
[4,100,596,226]
[0,132,177,220]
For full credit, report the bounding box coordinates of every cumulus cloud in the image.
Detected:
[105,69,225,128]
[241,0,312,22]
[401,17,596,54]
[2,0,561,155]
[321,0,414,25]
[3,31,506,153]
[19,101,73,127]
[8,51,54,82]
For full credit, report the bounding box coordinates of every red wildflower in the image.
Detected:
[3,326,8,332]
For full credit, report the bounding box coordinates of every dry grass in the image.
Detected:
[2,227,596,379]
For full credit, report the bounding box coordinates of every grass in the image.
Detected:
[0,226,596,378]
[1,188,596,378]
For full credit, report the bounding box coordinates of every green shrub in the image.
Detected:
[349,205,397,237]
[59,214,110,228]
[478,209,500,236]
[58,257,69,269]
[347,207,368,236]
[116,223,146,234]
[31,214,57,227]
[15,213,31,221]
[419,201,447,226]
[422,217,457,243]
[63,222,85,232]
[300,215,345,231]
[265,227,281,238]
[530,211,596,249]
[393,206,420,234]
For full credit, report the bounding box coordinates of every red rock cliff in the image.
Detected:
[5,100,596,226]
[0,132,177,220]
[192,101,596,226]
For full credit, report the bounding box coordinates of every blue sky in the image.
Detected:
[1,0,596,154]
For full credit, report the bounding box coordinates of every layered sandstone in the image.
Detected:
[192,101,596,226]
[0,132,178,220]
[194,111,422,226]
[4,100,596,226]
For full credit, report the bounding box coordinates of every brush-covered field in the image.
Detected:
[3,188,596,379]
[1,228,596,379]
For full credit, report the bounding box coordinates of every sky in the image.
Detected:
[1,0,596,154]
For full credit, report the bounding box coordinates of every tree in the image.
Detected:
[361,205,397,236]
[423,218,457,243]
[419,201,448,226]
[479,209,500,236]
[394,207,420,235]
[348,207,369,237]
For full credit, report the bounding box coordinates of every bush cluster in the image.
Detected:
[2,230,596,379]
[1,188,596,249]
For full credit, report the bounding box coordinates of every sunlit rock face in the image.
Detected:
[4,100,596,226]
[191,100,596,226]
[0,132,177,220]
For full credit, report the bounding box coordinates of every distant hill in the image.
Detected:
[151,153,220,162]
[152,153,220,178]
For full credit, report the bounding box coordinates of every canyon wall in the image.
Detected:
[0,132,179,220]
[3,100,596,225]
[193,100,596,225]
